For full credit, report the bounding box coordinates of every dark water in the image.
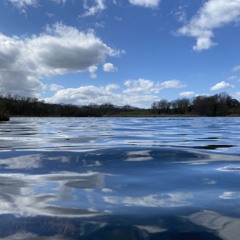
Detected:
[0,117,240,239]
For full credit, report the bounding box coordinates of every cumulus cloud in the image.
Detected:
[210,81,235,91]
[129,0,160,8]
[45,85,123,106]
[0,23,120,96]
[103,63,118,72]
[44,82,162,108]
[178,0,240,51]
[83,0,106,16]
[44,78,187,108]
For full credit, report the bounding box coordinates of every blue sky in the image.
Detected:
[1,0,240,108]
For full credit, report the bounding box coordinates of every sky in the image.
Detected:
[0,0,240,108]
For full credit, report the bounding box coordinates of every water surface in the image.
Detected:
[0,117,240,239]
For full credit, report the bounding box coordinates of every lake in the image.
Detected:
[0,117,240,239]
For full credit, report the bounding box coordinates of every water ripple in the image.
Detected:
[0,117,240,239]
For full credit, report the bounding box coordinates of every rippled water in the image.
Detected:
[0,117,240,239]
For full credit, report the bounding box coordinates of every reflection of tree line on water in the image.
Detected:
[0,92,239,119]
[0,102,9,121]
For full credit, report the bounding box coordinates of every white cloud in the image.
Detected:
[105,83,119,91]
[210,81,235,91]
[123,79,186,95]
[173,6,187,23]
[228,76,240,82]
[129,0,160,8]
[44,82,161,108]
[88,65,98,79]
[45,78,186,108]
[158,79,186,89]
[233,65,240,72]
[8,0,37,13]
[43,78,189,108]
[179,91,195,97]
[45,85,122,106]
[8,0,105,15]
[124,79,156,94]
[103,63,118,72]
[49,83,64,92]
[51,0,67,4]
[178,0,240,51]
[0,23,120,97]
[83,0,106,16]
[236,92,240,97]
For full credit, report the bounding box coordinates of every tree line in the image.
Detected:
[0,92,239,118]
[151,93,240,116]
[0,93,142,117]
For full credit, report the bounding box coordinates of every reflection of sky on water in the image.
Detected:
[0,232,68,240]
[220,191,240,199]
[0,117,240,238]
[0,172,108,218]
[104,192,193,208]
[1,117,240,153]
[188,211,240,240]
[0,147,239,219]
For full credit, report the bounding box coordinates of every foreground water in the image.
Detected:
[0,117,240,239]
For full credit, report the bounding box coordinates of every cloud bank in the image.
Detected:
[45,78,186,108]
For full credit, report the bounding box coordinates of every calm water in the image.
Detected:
[0,117,240,239]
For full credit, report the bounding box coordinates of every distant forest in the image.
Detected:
[151,92,240,116]
[0,92,240,117]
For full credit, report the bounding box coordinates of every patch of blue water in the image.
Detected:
[0,117,240,239]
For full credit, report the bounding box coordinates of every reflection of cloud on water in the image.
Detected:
[135,225,167,239]
[188,211,240,240]
[220,192,240,199]
[203,178,217,185]
[0,232,68,240]
[135,225,167,234]
[125,150,153,161]
[0,154,43,169]
[175,150,240,165]
[0,172,108,218]
[104,192,193,208]
[0,218,110,239]
[0,153,101,171]
[217,165,240,172]
[0,153,71,170]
